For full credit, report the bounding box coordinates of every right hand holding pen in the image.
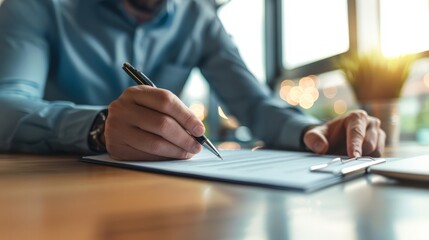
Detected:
[104,86,204,161]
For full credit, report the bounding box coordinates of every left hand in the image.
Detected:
[303,110,386,157]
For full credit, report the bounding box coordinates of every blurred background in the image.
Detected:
[1,0,428,148]
[180,0,429,149]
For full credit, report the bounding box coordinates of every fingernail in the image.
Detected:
[312,140,325,153]
[184,152,193,159]
[353,150,361,157]
[193,143,201,153]
[193,125,205,136]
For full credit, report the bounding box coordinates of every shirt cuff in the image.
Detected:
[275,113,321,151]
[57,106,107,154]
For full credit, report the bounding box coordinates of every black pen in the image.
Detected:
[122,62,223,160]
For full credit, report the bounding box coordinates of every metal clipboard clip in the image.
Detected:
[309,156,386,176]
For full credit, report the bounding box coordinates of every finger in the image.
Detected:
[106,121,195,159]
[126,86,205,136]
[345,111,369,157]
[361,117,381,155]
[303,126,329,154]
[129,129,196,159]
[122,105,202,154]
[108,143,191,161]
[369,129,386,157]
[109,99,201,153]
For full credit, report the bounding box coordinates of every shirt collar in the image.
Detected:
[96,0,174,26]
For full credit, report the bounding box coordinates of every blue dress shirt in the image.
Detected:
[0,0,319,153]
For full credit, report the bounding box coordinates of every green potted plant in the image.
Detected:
[337,50,417,146]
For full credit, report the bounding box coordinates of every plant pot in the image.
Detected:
[361,99,400,147]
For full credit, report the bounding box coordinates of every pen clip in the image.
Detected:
[122,62,156,87]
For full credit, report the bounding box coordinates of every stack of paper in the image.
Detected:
[83,149,385,192]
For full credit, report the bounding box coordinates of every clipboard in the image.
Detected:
[309,157,386,176]
[83,149,387,192]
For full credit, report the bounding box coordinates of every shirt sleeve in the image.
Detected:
[0,0,103,154]
[198,15,321,151]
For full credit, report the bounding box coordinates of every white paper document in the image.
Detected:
[82,149,386,192]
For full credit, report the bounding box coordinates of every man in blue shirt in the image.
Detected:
[0,0,385,160]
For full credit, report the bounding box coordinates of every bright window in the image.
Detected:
[182,1,266,102]
[218,0,266,82]
[182,0,266,126]
[282,0,349,69]
[380,0,429,57]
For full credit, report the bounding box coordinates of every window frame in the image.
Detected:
[265,0,358,89]
[266,0,429,89]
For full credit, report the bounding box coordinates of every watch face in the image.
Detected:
[89,111,108,152]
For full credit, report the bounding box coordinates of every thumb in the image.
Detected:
[303,126,329,154]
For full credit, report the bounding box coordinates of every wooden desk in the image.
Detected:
[1,144,429,240]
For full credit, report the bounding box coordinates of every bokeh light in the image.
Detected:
[281,79,295,87]
[299,77,315,89]
[333,99,348,115]
[423,73,429,88]
[300,94,315,109]
[280,85,293,101]
[279,76,320,109]
[189,103,206,121]
[218,141,241,150]
[308,75,320,88]
[323,86,338,99]
[218,106,229,119]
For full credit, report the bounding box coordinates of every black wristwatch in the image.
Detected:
[88,109,108,153]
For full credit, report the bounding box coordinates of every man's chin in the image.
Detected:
[128,0,163,14]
